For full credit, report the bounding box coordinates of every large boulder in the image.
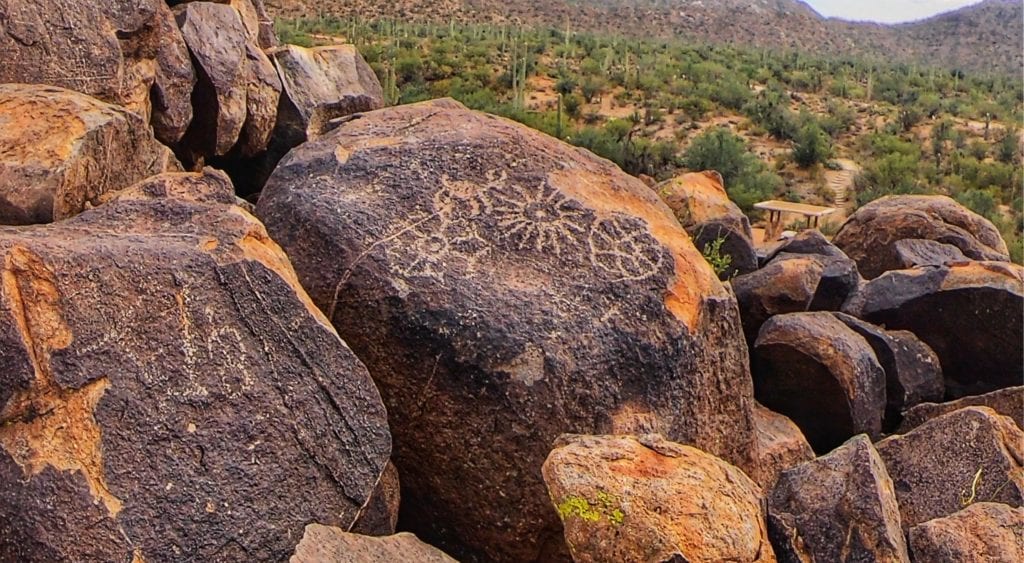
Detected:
[753,312,886,453]
[750,403,815,490]
[844,262,1024,398]
[733,252,860,345]
[875,407,1024,530]
[0,0,195,145]
[256,99,759,561]
[759,229,847,266]
[898,387,1024,433]
[656,171,757,279]
[290,526,456,563]
[833,195,1010,279]
[0,170,392,561]
[768,435,910,563]
[892,238,969,270]
[0,84,180,225]
[908,503,1024,563]
[542,434,774,563]
[833,313,944,430]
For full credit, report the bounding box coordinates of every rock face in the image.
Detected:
[759,229,847,266]
[875,407,1024,530]
[0,171,392,561]
[892,238,969,270]
[733,253,860,345]
[833,195,1010,279]
[898,387,1024,433]
[0,85,180,225]
[833,313,944,430]
[750,403,815,490]
[844,261,1023,398]
[656,171,757,279]
[768,435,910,563]
[908,503,1024,563]
[0,0,195,145]
[351,461,402,537]
[753,312,886,453]
[542,434,774,563]
[290,526,456,563]
[256,99,759,561]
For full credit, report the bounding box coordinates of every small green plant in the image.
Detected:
[702,235,733,277]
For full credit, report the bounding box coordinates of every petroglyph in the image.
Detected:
[487,177,594,256]
[589,217,667,282]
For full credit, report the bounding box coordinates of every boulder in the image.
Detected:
[759,229,848,266]
[351,461,401,537]
[875,407,1024,530]
[844,262,1023,398]
[542,434,774,563]
[236,42,284,158]
[768,435,910,563]
[893,238,969,269]
[231,0,278,49]
[733,253,860,345]
[290,526,456,563]
[0,170,392,561]
[753,312,886,453]
[750,403,815,490]
[656,171,757,279]
[833,195,1010,279]
[832,313,944,430]
[256,99,759,561]
[898,387,1024,433]
[908,503,1024,563]
[0,0,196,145]
[0,84,180,225]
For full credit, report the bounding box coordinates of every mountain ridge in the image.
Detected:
[265,0,1024,74]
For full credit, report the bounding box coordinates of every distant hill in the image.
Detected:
[265,0,1024,75]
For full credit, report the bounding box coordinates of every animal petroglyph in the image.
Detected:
[377,170,667,283]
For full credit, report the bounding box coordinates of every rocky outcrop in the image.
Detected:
[898,387,1024,433]
[892,238,969,269]
[875,407,1024,530]
[0,85,180,225]
[844,261,1023,398]
[750,403,815,490]
[733,253,860,345]
[543,434,774,563]
[833,195,1010,279]
[0,171,392,561]
[656,171,757,279]
[256,99,758,561]
[833,313,944,430]
[759,229,848,266]
[768,435,910,563]
[351,461,401,537]
[753,312,886,453]
[908,503,1024,563]
[290,526,456,563]
[0,0,196,145]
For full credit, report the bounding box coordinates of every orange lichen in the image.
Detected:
[0,246,122,517]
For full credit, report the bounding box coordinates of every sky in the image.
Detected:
[804,0,985,23]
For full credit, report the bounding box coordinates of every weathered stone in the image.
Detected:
[543,434,774,563]
[0,170,391,561]
[750,403,815,490]
[768,435,910,563]
[351,461,401,537]
[844,262,1024,398]
[0,0,195,145]
[908,503,1024,563]
[833,313,944,431]
[898,387,1024,433]
[237,42,284,158]
[893,238,969,270]
[875,407,1024,530]
[760,229,848,266]
[256,99,758,561]
[733,253,860,345]
[175,2,249,159]
[0,84,180,225]
[656,171,757,279]
[753,312,886,453]
[290,526,456,563]
[833,195,1010,279]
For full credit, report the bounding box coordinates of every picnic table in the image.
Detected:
[754,200,837,242]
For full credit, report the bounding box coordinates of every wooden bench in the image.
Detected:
[754,200,837,242]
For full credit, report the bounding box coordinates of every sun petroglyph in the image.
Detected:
[589,217,666,282]
[488,179,594,256]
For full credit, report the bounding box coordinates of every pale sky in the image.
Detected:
[805,0,986,24]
